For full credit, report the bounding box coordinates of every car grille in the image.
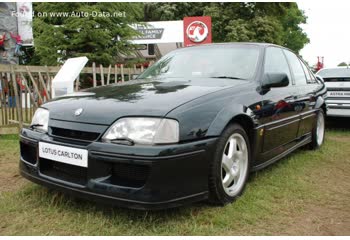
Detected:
[40,158,87,186]
[51,127,100,142]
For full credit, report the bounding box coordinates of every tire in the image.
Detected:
[309,109,325,150]
[208,123,251,205]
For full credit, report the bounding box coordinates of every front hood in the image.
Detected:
[44,78,247,125]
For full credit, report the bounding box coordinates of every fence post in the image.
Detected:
[75,75,80,91]
[11,65,22,131]
[45,65,52,98]
[114,64,117,83]
[92,62,97,87]
[107,64,111,85]
[0,73,6,125]
[26,66,43,104]
[100,64,104,86]
[20,72,38,108]
[38,72,51,101]
[121,64,124,82]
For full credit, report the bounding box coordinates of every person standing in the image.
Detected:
[0,33,7,57]
[10,32,23,56]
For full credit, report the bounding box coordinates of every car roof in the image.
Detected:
[318,66,350,71]
[171,42,290,54]
[188,42,279,48]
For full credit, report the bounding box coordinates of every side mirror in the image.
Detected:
[262,73,289,89]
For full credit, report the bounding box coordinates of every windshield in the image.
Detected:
[138,46,260,80]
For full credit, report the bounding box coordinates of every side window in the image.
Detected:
[309,71,318,84]
[300,59,316,84]
[283,50,307,86]
[264,47,291,85]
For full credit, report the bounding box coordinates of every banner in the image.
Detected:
[16,2,34,46]
[131,21,183,44]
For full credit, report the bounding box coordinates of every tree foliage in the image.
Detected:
[32,2,143,66]
[30,2,309,65]
[144,2,309,53]
[338,62,349,67]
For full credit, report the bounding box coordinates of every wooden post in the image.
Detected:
[24,82,28,123]
[121,64,124,82]
[7,72,14,122]
[128,67,131,81]
[107,64,111,85]
[26,66,43,104]
[1,73,8,125]
[38,72,50,101]
[75,75,80,91]
[45,65,52,98]
[0,73,6,125]
[100,64,104,86]
[141,65,144,73]
[20,72,38,108]
[92,62,97,87]
[11,65,22,131]
[114,64,117,83]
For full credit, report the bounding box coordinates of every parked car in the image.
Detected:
[316,67,350,117]
[20,43,327,210]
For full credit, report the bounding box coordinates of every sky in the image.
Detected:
[297,0,350,68]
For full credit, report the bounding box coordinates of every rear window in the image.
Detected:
[317,68,350,82]
[322,77,350,82]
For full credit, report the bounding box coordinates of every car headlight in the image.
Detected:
[30,108,49,132]
[102,117,179,144]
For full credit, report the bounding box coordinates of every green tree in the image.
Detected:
[338,62,349,67]
[32,2,143,66]
[144,2,309,53]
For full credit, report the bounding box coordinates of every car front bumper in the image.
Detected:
[19,128,218,210]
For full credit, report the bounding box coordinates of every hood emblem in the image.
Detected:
[74,108,83,116]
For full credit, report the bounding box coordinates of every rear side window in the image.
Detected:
[300,60,317,84]
[284,50,307,86]
[317,68,350,82]
[264,47,291,85]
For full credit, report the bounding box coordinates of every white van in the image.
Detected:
[317,67,350,117]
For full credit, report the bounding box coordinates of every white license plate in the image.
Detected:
[328,91,350,97]
[39,142,88,167]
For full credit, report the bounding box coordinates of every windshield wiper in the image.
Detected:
[210,76,246,80]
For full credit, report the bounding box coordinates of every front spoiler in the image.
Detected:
[20,167,208,210]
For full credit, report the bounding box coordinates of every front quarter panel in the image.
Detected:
[166,82,261,142]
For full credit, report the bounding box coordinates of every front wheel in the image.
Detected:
[309,109,325,150]
[209,123,250,205]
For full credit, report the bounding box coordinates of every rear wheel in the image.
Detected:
[309,109,325,150]
[209,123,250,205]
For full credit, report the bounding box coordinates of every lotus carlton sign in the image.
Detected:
[183,16,212,47]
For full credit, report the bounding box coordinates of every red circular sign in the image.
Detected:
[186,21,209,43]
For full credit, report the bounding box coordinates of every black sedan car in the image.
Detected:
[20,43,327,210]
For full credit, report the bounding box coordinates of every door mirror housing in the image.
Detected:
[262,73,289,89]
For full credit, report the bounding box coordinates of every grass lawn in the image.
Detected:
[0,122,349,235]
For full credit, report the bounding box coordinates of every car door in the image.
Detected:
[283,50,317,137]
[259,47,299,157]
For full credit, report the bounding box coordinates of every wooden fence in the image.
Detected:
[0,63,149,130]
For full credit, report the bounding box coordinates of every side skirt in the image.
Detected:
[251,134,312,172]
